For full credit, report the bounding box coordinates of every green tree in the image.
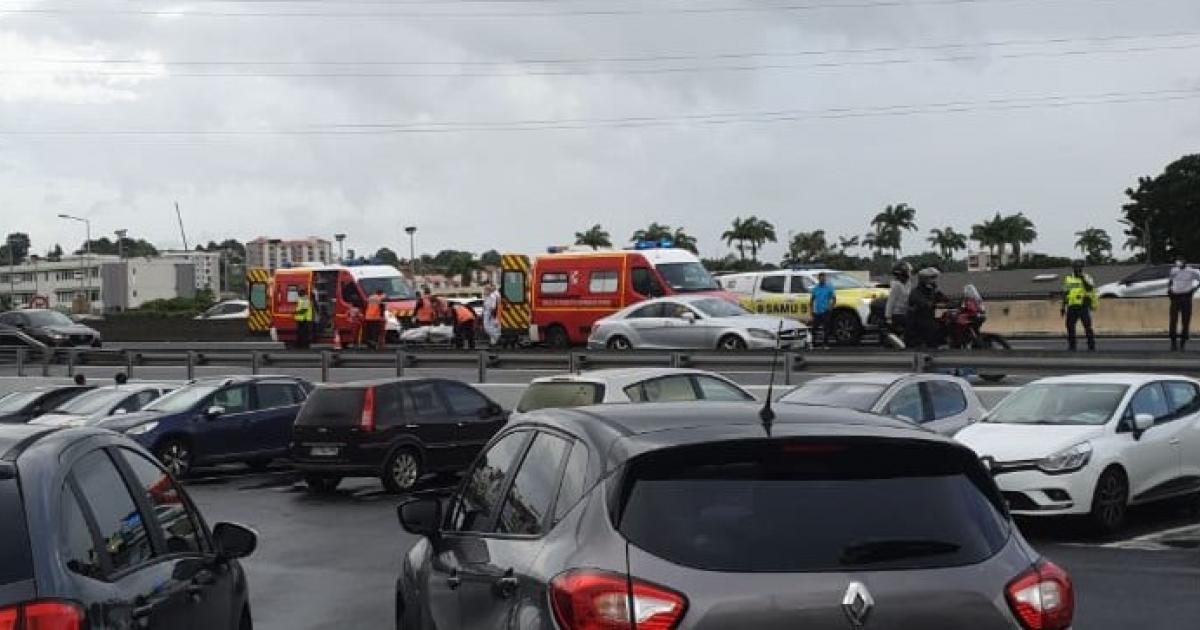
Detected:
[46,244,63,262]
[0,233,31,265]
[480,250,502,267]
[971,213,1007,261]
[1074,227,1113,265]
[721,217,751,260]
[744,216,777,261]
[78,236,158,258]
[373,247,401,268]
[836,235,860,253]
[1122,154,1200,263]
[999,212,1037,263]
[870,203,918,257]
[631,222,674,244]
[784,230,829,266]
[670,228,699,254]
[574,224,612,250]
[926,227,968,262]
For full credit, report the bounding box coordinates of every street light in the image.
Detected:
[404,226,417,280]
[334,233,346,263]
[58,214,91,302]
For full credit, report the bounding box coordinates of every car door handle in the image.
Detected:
[405,424,419,429]
[446,571,461,590]
[494,569,518,599]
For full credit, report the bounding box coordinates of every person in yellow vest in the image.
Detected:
[1061,260,1097,351]
[294,287,314,349]
[363,289,386,350]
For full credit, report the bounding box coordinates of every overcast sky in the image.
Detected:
[2,0,1198,263]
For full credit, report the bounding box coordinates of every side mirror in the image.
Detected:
[205,405,225,419]
[398,497,442,539]
[212,522,258,560]
[680,311,696,323]
[1133,413,1154,437]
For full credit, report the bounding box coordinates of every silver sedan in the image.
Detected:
[588,295,808,351]
[779,372,985,435]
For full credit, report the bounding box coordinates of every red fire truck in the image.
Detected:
[247,264,417,348]
[497,245,728,348]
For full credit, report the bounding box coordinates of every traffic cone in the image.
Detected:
[333,328,343,351]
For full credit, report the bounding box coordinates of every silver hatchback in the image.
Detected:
[396,402,1074,630]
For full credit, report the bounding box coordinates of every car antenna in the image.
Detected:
[759,321,784,435]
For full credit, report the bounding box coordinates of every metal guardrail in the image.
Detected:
[3,345,1200,384]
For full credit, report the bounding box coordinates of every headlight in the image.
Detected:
[47,331,66,340]
[125,422,158,436]
[860,297,874,306]
[748,328,775,340]
[1038,442,1092,474]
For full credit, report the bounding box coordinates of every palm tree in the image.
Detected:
[836,234,860,253]
[671,227,699,254]
[1000,213,1038,263]
[631,222,674,244]
[722,217,751,260]
[971,213,1007,262]
[784,230,828,266]
[574,224,612,250]
[927,227,968,262]
[1075,227,1113,265]
[870,203,918,257]
[744,216,777,261]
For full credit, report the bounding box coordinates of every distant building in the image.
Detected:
[160,250,222,292]
[246,237,332,272]
[411,267,500,296]
[967,249,1045,272]
[0,255,195,313]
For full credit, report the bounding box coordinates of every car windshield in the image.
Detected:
[985,383,1128,426]
[517,382,605,413]
[656,262,719,293]
[50,388,130,415]
[0,391,40,414]
[359,276,415,300]
[780,382,888,411]
[691,298,749,318]
[145,384,219,413]
[24,310,74,326]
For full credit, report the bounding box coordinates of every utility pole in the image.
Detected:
[335,233,346,263]
[404,226,418,281]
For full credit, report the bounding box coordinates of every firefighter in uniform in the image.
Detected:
[364,289,386,349]
[414,286,436,327]
[451,302,477,350]
[294,288,314,349]
[1062,260,1097,351]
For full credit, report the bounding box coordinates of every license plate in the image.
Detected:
[310,446,339,457]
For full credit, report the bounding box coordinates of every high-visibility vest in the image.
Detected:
[294,296,313,322]
[453,304,476,324]
[416,296,435,324]
[1063,274,1096,308]
[365,296,384,321]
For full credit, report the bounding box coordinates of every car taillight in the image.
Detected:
[1006,561,1074,630]
[0,601,83,630]
[360,387,376,433]
[550,569,686,630]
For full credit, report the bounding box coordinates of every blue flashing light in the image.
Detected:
[634,240,675,250]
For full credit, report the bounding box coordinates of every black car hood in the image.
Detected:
[96,410,165,432]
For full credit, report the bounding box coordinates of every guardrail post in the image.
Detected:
[784,352,794,386]
[567,352,578,375]
[65,349,76,378]
[251,351,261,375]
[477,351,487,384]
[124,350,134,379]
[911,352,929,373]
[186,351,196,380]
[41,349,51,377]
[15,348,24,377]
[670,352,681,369]
[395,348,405,377]
[320,350,331,382]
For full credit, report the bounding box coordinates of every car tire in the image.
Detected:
[382,448,422,494]
[831,310,863,345]
[606,335,633,351]
[718,334,748,351]
[155,439,193,478]
[544,325,570,350]
[304,474,342,494]
[1089,467,1129,535]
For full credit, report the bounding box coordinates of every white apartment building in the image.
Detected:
[0,255,196,312]
[160,250,222,292]
[245,237,332,272]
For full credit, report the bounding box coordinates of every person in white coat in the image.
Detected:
[482,283,502,346]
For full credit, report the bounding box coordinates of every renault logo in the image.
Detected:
[841,581,874,627]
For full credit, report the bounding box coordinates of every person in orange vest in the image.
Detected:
[451,302,477,350]
[363,289,386,349]
[346,303,363,349]
[413,286,436,327]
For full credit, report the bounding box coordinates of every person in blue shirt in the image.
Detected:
[810,272,837,347]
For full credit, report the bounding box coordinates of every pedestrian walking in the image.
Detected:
[363,289,386,349]
[451,302,478,350]
[1062,260,1097,352]
[483,283,502,347]
[885,262,913,346]
[294,287,314,349]
[810,272,837,347]
[906,268,944,349]
[1168,259,1200,351]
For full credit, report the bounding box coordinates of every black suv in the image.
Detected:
[291,378,507,493]
[0,424,258,629]
[396,402,1075,630]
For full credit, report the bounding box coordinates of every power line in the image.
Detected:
[0,0,1128,19]
[5,40,1197,78]
[2,87,1196,137]
[8,29,1200,67]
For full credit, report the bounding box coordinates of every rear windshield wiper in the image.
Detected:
[839,539,961,566]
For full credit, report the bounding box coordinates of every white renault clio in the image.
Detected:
[956,373,1200,533]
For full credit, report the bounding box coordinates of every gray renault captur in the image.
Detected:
[395,402,1074,630]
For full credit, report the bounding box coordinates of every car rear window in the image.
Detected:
[616,439,1009,573]
[516,382,605,413]
[0,479,33,586]
[295,387,366,426]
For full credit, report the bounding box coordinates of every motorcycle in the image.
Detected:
[935,285,1011,382]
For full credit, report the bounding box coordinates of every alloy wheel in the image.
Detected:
[391,452,420,491]
[159,442,191,477]
[1093,470,1128,532]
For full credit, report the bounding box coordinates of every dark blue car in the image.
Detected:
[98,376,313,477]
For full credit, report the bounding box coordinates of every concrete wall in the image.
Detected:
[92,317,255,342]
[986,298,1177,336]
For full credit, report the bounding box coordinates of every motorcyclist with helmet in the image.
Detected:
[906,267,946,348]
[885,262,913,343]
